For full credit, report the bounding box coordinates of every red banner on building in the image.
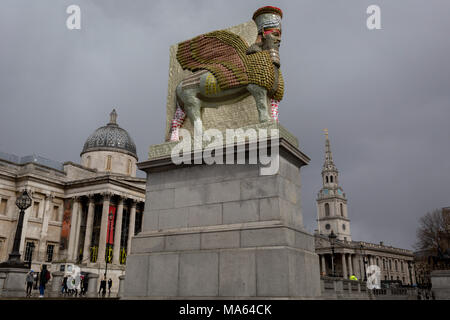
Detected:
[106,205,116,245]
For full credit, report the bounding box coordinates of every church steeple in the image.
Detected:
[322,129,339,189]
[316,130,351,241]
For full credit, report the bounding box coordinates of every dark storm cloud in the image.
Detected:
[1,0,449,250]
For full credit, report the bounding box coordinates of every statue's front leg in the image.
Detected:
[247,84,271,123]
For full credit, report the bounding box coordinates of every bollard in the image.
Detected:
[50,271,64,298]
[118,275,125,298]
[87,273,99,298]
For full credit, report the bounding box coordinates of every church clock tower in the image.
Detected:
[316,129,351,241]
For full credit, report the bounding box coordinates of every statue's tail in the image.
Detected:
[169,100,186,142]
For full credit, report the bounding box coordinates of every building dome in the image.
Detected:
[81,109,137,159]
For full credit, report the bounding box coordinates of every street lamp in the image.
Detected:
[360,243,367,281]
[104,211,114,277]
[0,190,32,267]
[328,230,337,277]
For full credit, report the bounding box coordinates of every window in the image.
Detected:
[389,260,392,270]
[325,224,331,230]
[0,199,7,215]
[330,176,333,183]
[395,260,398,271]
[32,202,40,218]
[325,203,330,217]
[342,223,346,230]
[52,206,59,221]
[24,241,35,262]
[86,155,91,168]
[135,211,143,235]
[106,155,112,171]
[46,244,55,262]
[127,159,132,175]
[340,203,344,217]
[383,259,386,269]
[325,176,329,183]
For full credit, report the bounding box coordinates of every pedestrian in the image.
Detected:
[25,270,34,297]
[98,276,107,297]
[62,276,68,295]
[82,274,89,296]
[39,265,50,298]
[108,278,112,295]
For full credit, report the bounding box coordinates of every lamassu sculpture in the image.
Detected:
[170,6,284,141]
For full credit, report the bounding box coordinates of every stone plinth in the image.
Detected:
[431,270,450,300]
[124,136,321,298]
[0,267,28,298]
[118,275,125,298]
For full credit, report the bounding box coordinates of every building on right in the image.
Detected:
[314,129,416,285]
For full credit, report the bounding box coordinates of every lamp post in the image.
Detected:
[0,190,32,268]
[104,211,114,277]
[360,243,367,281]
[329,230,337,277]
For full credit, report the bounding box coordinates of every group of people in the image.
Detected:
[61,273,89,297]
[98,276,113,297]
[25,266,114,298]
[25,265,51,298]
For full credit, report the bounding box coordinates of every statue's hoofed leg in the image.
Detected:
[169,105,186,142]
[247,84,271,123]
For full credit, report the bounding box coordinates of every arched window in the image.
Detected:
[330,176,333,183]
[340,203,344,216]
[127,159,132,175]
[86,156,91,168]
[106,155,112,171]
[395,260,398,271]
[326,176,329,183]
[325,203,330,216]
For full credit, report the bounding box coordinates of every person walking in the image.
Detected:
[25,270,34,297]
[61,276,68,295]
[108,278,112,296]
[98,276,107,297]
[39,265,50,298]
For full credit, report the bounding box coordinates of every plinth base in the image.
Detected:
[0,266,28,298]
[124,135,321,298]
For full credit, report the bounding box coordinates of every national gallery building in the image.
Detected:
[0,110,145,293]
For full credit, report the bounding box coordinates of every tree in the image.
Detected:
[415,209,446,251]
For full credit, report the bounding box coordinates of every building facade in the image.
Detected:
[0,110,145,293]
[314,130,416,285]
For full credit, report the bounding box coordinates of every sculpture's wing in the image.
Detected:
[176,30,249,89]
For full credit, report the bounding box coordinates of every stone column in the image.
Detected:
[38,194,52,261]
[82,195,95,263]
[113,197,124,265]
[126,200,137,255]
[97,193,111,266]
[67,197,80,261]
[320,255,326,276]
[342,253,347,279]
[347,254,353,277]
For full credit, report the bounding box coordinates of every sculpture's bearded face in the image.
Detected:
[261,28,282,67]
[262,29,281,49]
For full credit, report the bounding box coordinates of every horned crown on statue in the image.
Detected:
[170,6,284,141]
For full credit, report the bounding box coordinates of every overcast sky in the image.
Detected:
[1,0,449,250]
